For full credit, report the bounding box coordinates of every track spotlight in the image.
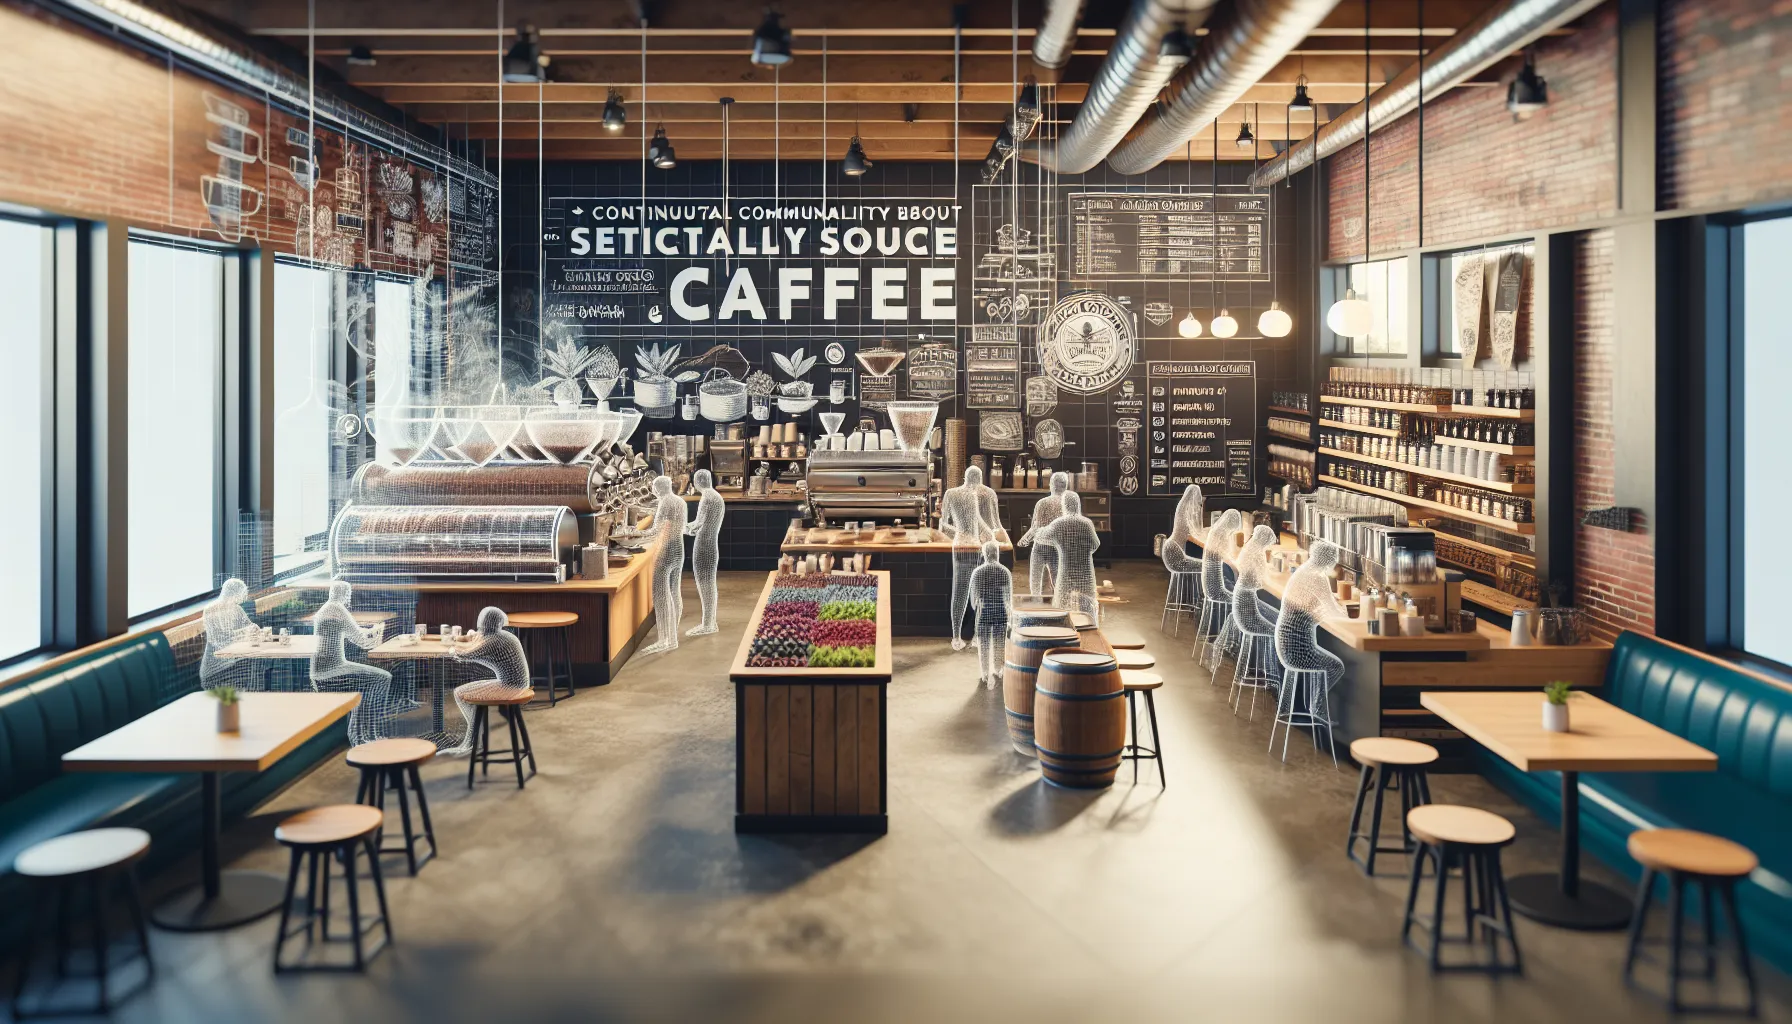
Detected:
[503,22,548,83]
[751,8,793,67]
[1507,51,1548,117]
[345,45,376,67]
[603,90,627,132]
[649,125,676,169]
[842,135,872,177]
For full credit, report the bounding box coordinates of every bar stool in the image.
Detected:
[1227,626,1280,720]
[505,610,578,706]
[1118,669,1166,787]
[1114,649,1155,671]
[1268,667,1337,766]
[1104,628,1147,651]
[1623,829,1758,1015]
[273,805,392,973]
[1346,738,1438,876]
[458,680,537,789]
[348,738,439,876]
[1400,805,1522,975]
[1161,571,1200,635]
[1193,596,1236,676]
[11,829,153,1017]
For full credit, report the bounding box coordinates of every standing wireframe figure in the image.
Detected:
[1232,524,1283,635]
[640,475,688,654]
[940,464,1001,650]
[310,580,392,745]
[200,578,267,691]
[686,468,725,636]
[1037,491,1101,625]
[1015,472,1071,598]
[1275,540,1351,689]
[447,606,533,755]
[968,540,1013,687]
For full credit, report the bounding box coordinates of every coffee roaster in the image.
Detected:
[328,505,580,582]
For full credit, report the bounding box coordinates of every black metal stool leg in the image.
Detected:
[466,706,484,788]
[1145,691,1164,787]
[344,841,365,972]
[1719,880,1758,1016]
[89,874,109,1011]
[1127,690,1140,784]
[125,867,152,976]
[1667,873,1686,1011]
[1346,764,1373,864]
[516,706,538,776]
[390,766,418,875]
[410,765,438,858]
[273,846,303,972]
[504,707,526,788]
[366,836,394,947]
[559,626,576,698]
[12,883,45,1015]
[1429,846,1450,972]
[1623,867,1654,982]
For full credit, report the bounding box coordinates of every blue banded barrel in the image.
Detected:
[1033,649,1126,789]
[1002,627,1080,756]
[1009,605,1070,634]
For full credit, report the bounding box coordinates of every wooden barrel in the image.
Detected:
[1002,627,1080,757]
[1033,649,1126,789]
[1009,605,1070,634]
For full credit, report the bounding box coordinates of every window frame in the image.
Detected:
[0,215,58,667]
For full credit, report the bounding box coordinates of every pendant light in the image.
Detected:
[842,106,872,176]
[1234,120,1255,150]
[751,8,793,67]
[1179,138,1201,338]
[1507,50,1548,117]
[602,89,627,132]
[649,123,676,169]
[1325,0,1373,341]
[345,45,376,67]
[1178,312,1204,338]
[1211,309,1239,338]
[1258,97,1292,338]
[1288,74,1313,113]
[503,22,547,83]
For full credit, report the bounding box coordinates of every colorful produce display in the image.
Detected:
[748,573,880,668]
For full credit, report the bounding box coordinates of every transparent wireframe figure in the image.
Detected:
[1016,472,1070,598]
[640,475,688,655]
[310,579,392,745]
[968,540,1013,688]
[686,469,725,636]
[1161,485,1204,576]
[1232,524,1283,635]
[1274,540,1351,689]
[1198,509,1244,667]
[1037,491,1101,626]
[200,578,267,691]
[446,605,533,755]
[940,464,1001,650]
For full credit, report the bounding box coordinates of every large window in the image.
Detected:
[1328,257,1409,355]
[1738,217,1792,667]
[0,220,52,661]
[272,263,334,575]
[128,239,226,618]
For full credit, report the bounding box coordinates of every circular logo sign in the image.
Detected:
[1039,292,1135,395]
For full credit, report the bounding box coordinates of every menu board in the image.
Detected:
[1145,361,1258,496]
[1069,192,1268,282]
[966,324,1021,409]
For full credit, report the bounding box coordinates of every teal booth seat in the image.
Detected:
[1478,631,1792,971]
[0,633,346,949]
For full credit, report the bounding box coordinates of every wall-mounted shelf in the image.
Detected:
[1319,448,1535,495]
[1450,404,1534,421]
[1321,396,1450,414]
[1267,404,1314,418]
[1427,529,1537,566]
[1460,580,1538,616]
[1432,437,1535,457]
[1318,418,1402,438]
[1318,475,1536,535]
[1268,428,1315,445]
[1267,469,1314,487]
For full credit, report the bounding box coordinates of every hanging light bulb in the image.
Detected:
[842,135,872,176]
[648,124,676,169]
[1177,312,1203,339]
[1326,288,1373,338]
[751,8,793,67]
[1257,301,1293,338]
[1211,309,1239,338]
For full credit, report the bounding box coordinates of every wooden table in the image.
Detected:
[61,692,360,931]
[1421,690,1717,929]
[216,635,320,659]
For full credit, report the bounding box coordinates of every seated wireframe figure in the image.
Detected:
[941,464,1001,650]
[200,578,267,691]
[1274,540,1352,690]
[1016,472,1071,598]
[968,540,1013,688]
[640,475,689,655]
[1232,525,1283,636]
[686,469,725,637]
[1197,509,1245,664]
[447,606,533,755]
[310,580,392,745]
[1037,491,1101,625]
[1160,484,1204,577]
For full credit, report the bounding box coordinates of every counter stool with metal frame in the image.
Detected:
[11,829,154,1017]
[1227,626,1280,720]
[1114,649,1156,671]
[505,610,579,706]
[1161,571,1200,636]
[1400,805,1522,975]
[459,681,537,789]
[348,738,439,876]
[1118,670,1166,787]
[1346,737,1438,876]
[272,805,392,973]
[1268,667,1337,766]
[1623,828,1758,1016]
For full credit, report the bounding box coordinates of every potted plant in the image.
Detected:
[209,685,242,733]
[1542,680,1572,733]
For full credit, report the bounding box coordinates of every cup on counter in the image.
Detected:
[415,622,427,640]
[1456,609,1478,634]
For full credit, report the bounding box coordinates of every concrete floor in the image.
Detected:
[35,561,1790,1023]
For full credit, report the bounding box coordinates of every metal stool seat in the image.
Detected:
[1118,670,1166,787]
[12,829,153,1017]
[1227,627,1280,720]
[272,806,392,973]
[1161,570,1200,635]
[1624,829,1759,1015]
[457,681,538,789]
[1268,666,1337,766]
[505,611,578,706]
[348,738,439,876]
[1346,738,1438,876]
[1401,805,1521,975]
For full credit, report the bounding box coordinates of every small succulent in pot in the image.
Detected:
[208,685,242,732]
[1542,680,1572,733]
[540,334,602,407]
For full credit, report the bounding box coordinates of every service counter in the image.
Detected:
[780,527,1014,637]
[1191,533,1611,769]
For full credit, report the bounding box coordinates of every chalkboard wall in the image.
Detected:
[500,159,1320,555]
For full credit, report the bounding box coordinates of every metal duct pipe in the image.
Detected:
[1106,0,1344,175]
[1248,0,1603,186]
[1031,0,1086,78]
[1025,0,1220,175]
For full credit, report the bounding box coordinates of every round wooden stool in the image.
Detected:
[348,738,439,876]
[505,611,579,706]
[1623,829,1758,1015]
[1118,670,1165,787]
[457,681,538,789]
[1401,805,1521,975]
[1346,737,1438,877]
[1114,649,1156,671]
[12,829,153,1016]
[1105,629,1148,650]
[273,805,392,973]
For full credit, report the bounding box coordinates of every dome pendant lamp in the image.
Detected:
[1325,0,1375,341]
[1178,312,1204,338]
[1258,301,1293,338]
[1211,309,1239,338]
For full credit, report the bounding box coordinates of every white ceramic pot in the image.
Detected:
[1542,700,1569,733]
[217,701,241,733]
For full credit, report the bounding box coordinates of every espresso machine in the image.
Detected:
[805,401,938,526]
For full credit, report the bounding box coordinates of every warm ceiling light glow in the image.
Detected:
[1177,312,1204,339]
[1210,309,1239,338]
[1258,301,1293,338]
[1326,289,1373,338]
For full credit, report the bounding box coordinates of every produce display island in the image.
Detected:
[780,526,1014,637]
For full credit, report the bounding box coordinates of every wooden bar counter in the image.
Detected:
[781,526,1013,637]
[731,570,892,835]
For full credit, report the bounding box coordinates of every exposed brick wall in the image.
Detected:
[1326,3,1619,259]
[1570,229,1654,641]
[1660,0,1792,211]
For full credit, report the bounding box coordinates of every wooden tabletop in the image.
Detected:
[368,635,482,660]
[782,528,1013,554]
[1419,691,1718,773]
[729,570,893,683]
[216,635,322,659]
[61,692,360,774]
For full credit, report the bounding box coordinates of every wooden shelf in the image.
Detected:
[1321,395,1451,414]
[1319,448,1535,495]
[1428,530,1537,565]
[1318,475,1537,535]
[1433,436,1535,457]
[1267,404,1314,417]
[1267,469,1314,486]
[1267,428,1315,444]
[1461,580,1538,616]
[1450,404,1535,420]
[1318,418,1402,438]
